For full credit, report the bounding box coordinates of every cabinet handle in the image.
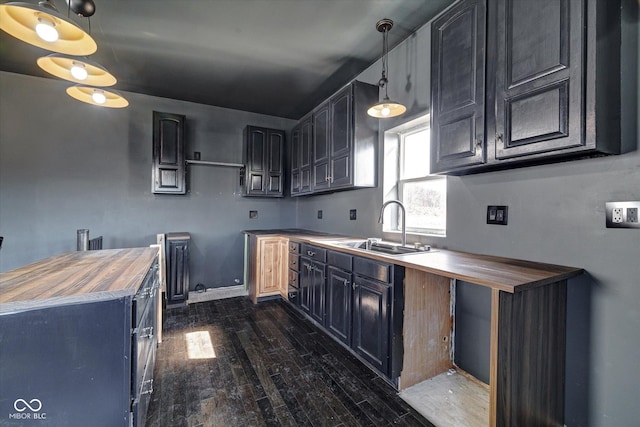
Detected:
[476,138,483,148]
[496,133,503,144]
[290,259,297,265]
[352,282,357,291]
[307,250,315,257]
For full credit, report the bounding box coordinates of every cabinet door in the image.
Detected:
[300,116,313,193]
[299,258,313,314]
[167,239,189,305]
[313,101,331,191]
[266,130,284,195]
[326,267,352,346]
[152,111,186,194]
[352,275,390,375]
[290,125,301,195]
[430,0,487,173]
[329,86,353,188]
[309,261,326,325]
[246,126,267,195]
[258,238,286,295]
[494,0,584,160]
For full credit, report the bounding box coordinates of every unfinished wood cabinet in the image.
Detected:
[247,235,288,303]
[400,268,569,427]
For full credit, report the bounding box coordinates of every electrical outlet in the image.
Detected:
[606,202,640,228]
[612,208,623,223]
[317,210,323,219]
[349,209,357,220]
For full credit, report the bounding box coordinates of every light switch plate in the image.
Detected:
[349,209,357,220]
[487,206,508,225]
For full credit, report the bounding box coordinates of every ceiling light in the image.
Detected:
[37,54,117,86]
[0,1,97,55]
[66,85,129,108]
[367,19,406,119]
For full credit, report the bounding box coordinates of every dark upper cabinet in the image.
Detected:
[292,80,378,196]
[431,0,620,175]
[166,232,190,307]
[244,126,285,197]
[312,101,331,191]
[152,111,186,194]
[431,0,487,174]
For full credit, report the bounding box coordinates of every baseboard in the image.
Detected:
[188,285,248,303]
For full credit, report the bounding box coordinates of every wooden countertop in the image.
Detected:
[244,230,583,293]
[0,248,159,314]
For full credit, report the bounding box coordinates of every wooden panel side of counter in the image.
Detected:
[399,269,453,390]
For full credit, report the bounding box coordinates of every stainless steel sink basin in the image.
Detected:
[330,240,432,256]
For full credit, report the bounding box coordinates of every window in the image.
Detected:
[383,115,446,236]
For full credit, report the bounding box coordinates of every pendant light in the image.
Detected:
[37,53,116,86]
[367,19,406,119]
[66,85,128,108]
[0,0,97,55]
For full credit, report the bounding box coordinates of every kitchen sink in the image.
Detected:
[330,240,432,256]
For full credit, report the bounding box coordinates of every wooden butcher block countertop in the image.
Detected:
[0,248,158,314]
[244,229,584,293]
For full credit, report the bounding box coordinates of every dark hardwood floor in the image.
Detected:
[145,297,434,427]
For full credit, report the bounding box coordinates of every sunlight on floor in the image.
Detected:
[185,331,216,359]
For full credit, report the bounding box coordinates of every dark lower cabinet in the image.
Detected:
[291,249,404,382]
[352,275,391,376]
[166,232,190,307]
[326,266,352,346]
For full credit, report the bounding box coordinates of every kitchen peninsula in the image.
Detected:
[245,229,583,426]
[0,248,159,427]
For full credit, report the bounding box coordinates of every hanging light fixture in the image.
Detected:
[37,53,116,86]
[0,0,97,55]
[66,85,128,108]
[367,19,407,119]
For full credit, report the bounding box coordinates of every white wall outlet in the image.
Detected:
[612,208,623,223]
[606,202,640,229]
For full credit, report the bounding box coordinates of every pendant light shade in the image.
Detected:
[66,85,128,108]
[367,99,407,118]
[37,54,116,86]
[368,19,406,119]
[0,1,97,55]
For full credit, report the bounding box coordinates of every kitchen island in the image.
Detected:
[0,248,159,427]
[244,229,583,427]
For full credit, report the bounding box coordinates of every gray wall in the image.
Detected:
[296,4,640,426]
[0,72,296,288]
[1,2,638,426]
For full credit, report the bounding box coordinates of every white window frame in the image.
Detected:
[383,114,446,237]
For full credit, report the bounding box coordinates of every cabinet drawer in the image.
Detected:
[289,241,300,254]
[301,244,327,262]
[288,269,299,288]
[327,250,352,272]
[353,257,391,283]
[289,254,300,271]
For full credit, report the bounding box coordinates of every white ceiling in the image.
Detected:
[0,0,455,119]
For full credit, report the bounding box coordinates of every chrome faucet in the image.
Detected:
[378,200,406,247]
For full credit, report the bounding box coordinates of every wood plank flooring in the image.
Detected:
[146,297,434,427]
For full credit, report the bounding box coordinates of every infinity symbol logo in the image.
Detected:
[14,399,42,412]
